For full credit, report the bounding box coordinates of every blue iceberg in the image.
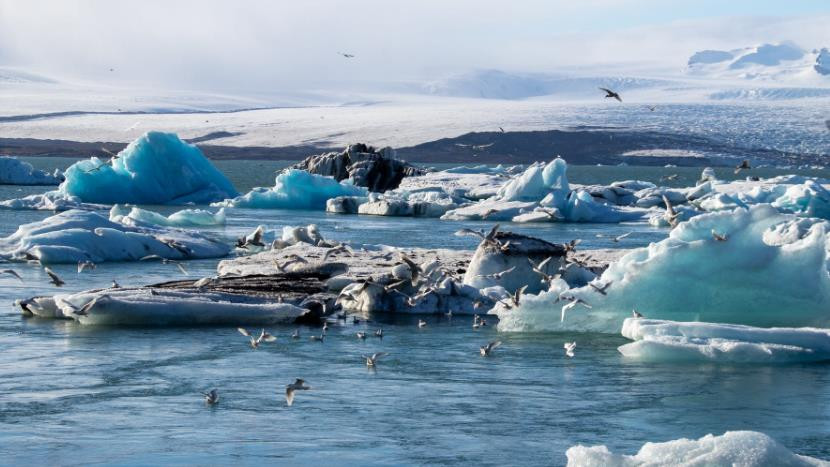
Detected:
[215,169,367,210]
[60,131,238,204]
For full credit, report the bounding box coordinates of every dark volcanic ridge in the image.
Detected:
[0,127,822,167]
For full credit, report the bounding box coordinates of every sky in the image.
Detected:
[0,0,828,93]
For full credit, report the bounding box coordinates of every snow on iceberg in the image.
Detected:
[618,318,830,363]
[565,431,828,467]
[214,169,367,210]
[109,204,226,227]
[0,191,107,211]
[0,210,230,263]
[497,205,830,333]
[0,156,63,185]
[59,131,238,204]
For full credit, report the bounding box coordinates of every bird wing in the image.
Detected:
[490,341,502,350]
[175,263,189,275]
[613,94,622,102]
[285,387,294,406]
[45,267,62,284]
[615,232,632,241]
[599,87,613,94]
[485,224,500,242]
[237,327,251,337]
[372,352,388,361]
[140,255,162,261]
[2,269,22,281]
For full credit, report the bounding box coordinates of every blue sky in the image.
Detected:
[0,0,828,91]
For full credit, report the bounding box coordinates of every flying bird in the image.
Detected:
[564,342,576,358]
[480,341,502,357]
[139,255,188,275]
[499,127,505,133]
[711,230,728,242]
[589,281,612,295]
[44,267,65,287]
[599,87,622,102]
[374,328,384,338]
[475,266,516,280]
[418,319,427,328]
[338,52,355,58]
[323,244,354,261]
[364,352,388,367]
[734,159,751,174]
[645,105,656,111]
[660,174,679,182]
[662,195,680,228]
[285,378,311,406]
[1,269,23,281]
[77,260,96,274]
[237,327,277,348]
[560,297,592,322]
[202,389,219,405]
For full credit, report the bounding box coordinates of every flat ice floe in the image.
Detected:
[496,205,830,333]
[0,191,107,211]
[619,318,830,363]
[0,156,63,185]
[23,288,307,326]
[214,169,367,210]
[0,209,230,263]
[109,204,226,227]
[566,431,829,466]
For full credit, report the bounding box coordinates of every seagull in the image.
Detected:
[76,260,96,274]
[660,174,679,182]
[1,269,23,281]
[356,331,367,340]
[202,389,219,405]
[480,341,502,357]
[139,255,189,275]
[589,281,612,295]
[475,266,516,280]
[44,267,65,287]
[338,52,355,58]
[560,297,592,322]
[734,159,751,174]
[285,378,311,406]
[499,126,505,133]
[711,230,728,242]
[364,352,388,367]
[632,309,643,318]
[111,280,121,288]
[237,226,265,249]
[645,105,656,112]
[323,244,354,261]
[374,328,383,338]
[398,253,422,283]
[538,207,563,220]
[662,195,680,228]
[472,143,494,150]
[481,209,499,220]
[564,239,581,254]
[60,296,100,317]
[291,329,300,339]
[418,319,427,328]
[499,285,527,310]
[237,327,277,348]
[611,232,632,243]
[599,87,622,102]
[564,342,576,358]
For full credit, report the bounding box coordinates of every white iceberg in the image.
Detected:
[619,318,830,363]
[215,169,367,210]
[0,156,63,185]
[0,191,107,211]
[0,209,230,263]
[397,170,507,200]
[58,131,238,204]
[497,205,830,333]
[109,205,226,227]
[566,431,828,467]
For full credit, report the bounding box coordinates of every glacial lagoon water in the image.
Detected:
[2,159,830,465]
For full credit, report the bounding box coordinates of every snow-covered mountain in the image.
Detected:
[686,42,830,83]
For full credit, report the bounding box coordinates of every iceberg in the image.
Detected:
[0,209,230,263]
[0,191,107,211]
[109,205,226,227]
[566,431,828,467]
[619,318,830,363]
[59,131,238,204]
[0,156,63,185]
[215,169,367,210]
[497,205,830,333]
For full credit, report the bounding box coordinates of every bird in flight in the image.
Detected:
[564,342,576,358]
[202,389,219,405]
[1,269,23,281]
[45,267,65,287]
[238,328,277,349]
[734,159,751,174]
[599,87,622,102]
[285,379,311,406]
[338,52,355,58]
[364,352,388,367]
[480,341,502,357]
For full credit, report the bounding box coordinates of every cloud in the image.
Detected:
[0,0,827,93]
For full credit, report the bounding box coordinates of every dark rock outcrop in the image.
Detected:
[292,143,426,192]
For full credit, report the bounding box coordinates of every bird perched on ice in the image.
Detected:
[44,267,65,287]
[77,260,96,274]
[564,342,576,358]
[1,269,22,281]
[632,309,643,318]
[285,379,311,406]
[238,327,277,349]
[202,389,219,405]
[599,87,622,102]
[480,341,502,357]
[364,352,388,367]
[734,159,751,174]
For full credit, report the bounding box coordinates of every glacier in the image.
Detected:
[0,209,230,263]
[566,431,828,467]
[0,156,63,185]
[109,205,226,227]
[58,131,238,205]
[618,318,830,363]
[495,205,830,333]
[214,169,367,210]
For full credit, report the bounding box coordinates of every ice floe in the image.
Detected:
[0,156,63,185]
[0,191,107,211]
[619,318,830,363]
[566,431,828,466]
[215,169,367,210]
[109,205,226,227]
[0,209,230,263]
